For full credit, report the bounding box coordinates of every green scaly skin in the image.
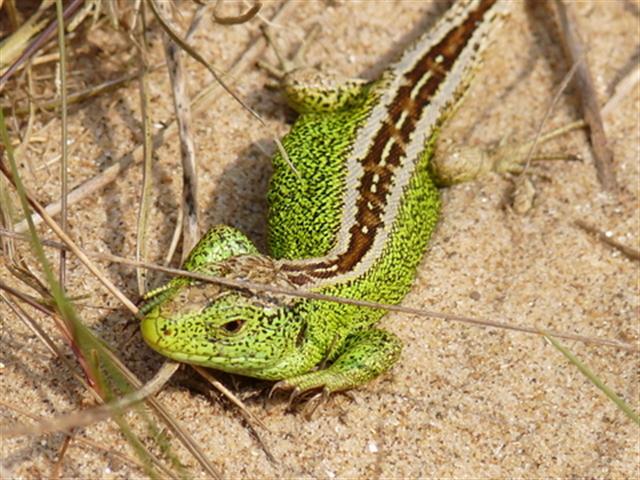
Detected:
[140,0,513,396]
[140,74,440,394]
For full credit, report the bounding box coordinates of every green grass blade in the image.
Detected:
[545,332,639,425]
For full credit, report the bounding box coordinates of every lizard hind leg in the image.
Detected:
[273,328,402,395]
[430,122,585,187]
[258,24,369,114]
[282,68,369,114]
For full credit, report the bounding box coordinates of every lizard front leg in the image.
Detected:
[274,328,402,394]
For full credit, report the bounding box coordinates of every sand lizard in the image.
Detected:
[140,0,515,396]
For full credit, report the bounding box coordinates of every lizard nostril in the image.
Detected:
[161,327,174,337]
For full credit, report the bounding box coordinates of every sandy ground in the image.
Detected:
[1,1,639,478]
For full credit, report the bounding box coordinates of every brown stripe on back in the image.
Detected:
[282,0,497,281]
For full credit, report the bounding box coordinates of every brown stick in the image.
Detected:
[574,220,640,262]
[554,0,617,192]
[13,0,297,233]
[1,228,635,352]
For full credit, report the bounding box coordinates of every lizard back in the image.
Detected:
[140,0,511,387]
[268,0,507,306]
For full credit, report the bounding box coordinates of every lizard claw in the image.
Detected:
[301,388,330,420]
[269,380,304,410]
[268,380,329,415]
[286,387,303,410]
[268,380,293,400]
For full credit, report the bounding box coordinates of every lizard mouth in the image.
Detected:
[140,315,279,374]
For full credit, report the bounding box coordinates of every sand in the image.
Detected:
[1,1,638,478]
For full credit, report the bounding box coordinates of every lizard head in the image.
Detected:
[140,255,305,379]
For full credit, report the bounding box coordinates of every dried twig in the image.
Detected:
[213,1,262,25]
[134,2,154,296]
[13,0,297,233]
[1,228,634,352]
[574,220,640,262]
[555,0,617,192]
[0,0,83,88]
[157,1,200,259]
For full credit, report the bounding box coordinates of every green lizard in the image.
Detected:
[140,0,516,396]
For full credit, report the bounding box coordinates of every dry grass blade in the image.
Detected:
[0,244,219,478]
[0,0,83,88]
[192,365,268,431]
[140,3,270,443]
[192,366,277,463]
[54,0,69,287]
[0,289,90,391]
[0,399,152,474]
[11,65,37,175]
[2,107,220,477]
[602,64,640,117]
[1,283,200,478]
[213,1,262,25]
[0,110,83,339]
[99,352,222,479]
[164,205,184,266]
[3,6,297,471]
[0,8,53,73]
[3,0,22,29]
[157,0,200,258]
[2,68,157,117]
[134,3,154,296]
[12,0,297,234]
[0,157,139,314]
[554,0,617,192]
[2,361,180,437]
[517,59,581,179]
[1,228,634,352]
[50,433,72,480]
[0,0,53,72]
[157,1,205,266]
[1,111,168,479]
[0,167,18,258]
[1,2,635,476]
[147,0,263,125]
[520,54,578,189]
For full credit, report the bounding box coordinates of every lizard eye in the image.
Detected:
[220,319,245,334]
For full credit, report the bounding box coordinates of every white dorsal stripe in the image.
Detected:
[331,0,482,260]
[278,0,509,288]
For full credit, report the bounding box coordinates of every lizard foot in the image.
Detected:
[269,380,332,417]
